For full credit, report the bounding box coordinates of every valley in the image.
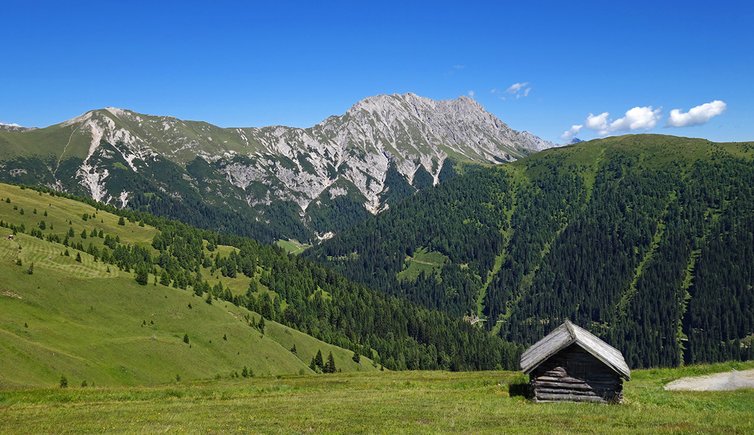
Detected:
[0,182,517,389]
[3,1,752,432]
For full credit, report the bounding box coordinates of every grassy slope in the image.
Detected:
[0,361,752,433]
[0,184,375,388]
[275,238,311,255]
[397,247,449,283]
[0,109,266,163]
[0,122,89,160]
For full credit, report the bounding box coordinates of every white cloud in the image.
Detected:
[609,106,661,131]
[586,112,609,132]
[561,124,583,141]
[506,82,527,93]
[505,82,532,99]
[583,106,661,135]
[667,100,726,127]
[467,90,475,98]
[0,122,22,128]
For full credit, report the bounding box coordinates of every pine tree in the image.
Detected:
[183,334,190,344]
[135,267,149,285]
[325,352,336,373]
[118,216,126,226]
[313,350,324,371]
[290,344,297,355]
[75,252,82,263]
[59,374,68,388]
[257,316,265,334]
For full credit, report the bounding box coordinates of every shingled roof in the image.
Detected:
[520,320,631,380]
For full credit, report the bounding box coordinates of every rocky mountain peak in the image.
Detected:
[0,93,556,238]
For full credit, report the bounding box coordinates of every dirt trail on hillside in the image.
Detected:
[664,369,754,391]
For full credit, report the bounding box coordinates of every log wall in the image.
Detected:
[530,344,623,403]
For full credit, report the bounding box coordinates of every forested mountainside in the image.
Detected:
[0,183,521,385]
[0,94,551,243]
[308,135,754,369]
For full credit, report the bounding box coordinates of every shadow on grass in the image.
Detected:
[508,382,531,399]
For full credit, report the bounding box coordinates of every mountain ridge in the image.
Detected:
[0,93,554,241]
[306,135,754,368]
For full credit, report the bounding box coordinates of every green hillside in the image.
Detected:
[309,135,754,369]
[0,182,519,387]
[0,184,377,387]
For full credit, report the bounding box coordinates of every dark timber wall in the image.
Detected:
[530,344,623,403]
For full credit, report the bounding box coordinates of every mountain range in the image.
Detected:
[1,93,752,380]
[0,94,553,242]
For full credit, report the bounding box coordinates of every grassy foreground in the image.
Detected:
[1,362,753,433]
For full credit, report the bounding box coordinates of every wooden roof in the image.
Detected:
[520,320,631,380]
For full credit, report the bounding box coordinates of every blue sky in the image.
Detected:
[1,1,752,143]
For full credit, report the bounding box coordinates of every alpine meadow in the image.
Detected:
[2,1,754,433]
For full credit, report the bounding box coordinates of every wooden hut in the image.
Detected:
[520,320,630,403]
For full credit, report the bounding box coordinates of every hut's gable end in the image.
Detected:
[530,344,623,403]
[520,320,630,380]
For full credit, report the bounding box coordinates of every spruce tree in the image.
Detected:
[325,352,336,373]
[135,267,148,285]
[314,350,324,371]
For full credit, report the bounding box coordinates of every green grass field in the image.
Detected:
[275,238,311,255]
[397,247,449,283]
[0,252,375,387]
[0,184,158,246]
[0,362,752,433]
